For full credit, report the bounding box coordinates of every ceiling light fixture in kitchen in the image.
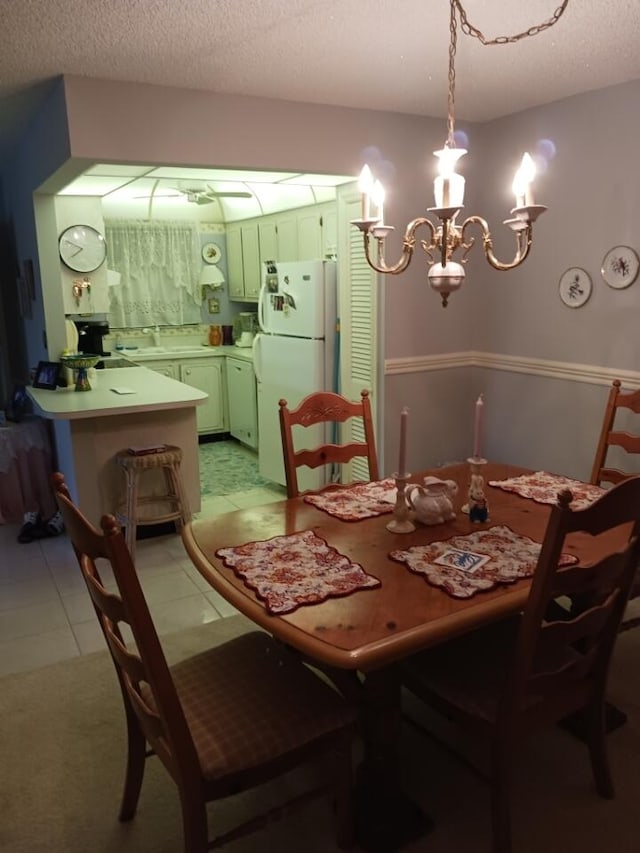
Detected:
[351,0,569,306]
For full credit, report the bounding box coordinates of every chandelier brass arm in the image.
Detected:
[358,217,437,275]
[459,215,533,272]
[356,208,535,283]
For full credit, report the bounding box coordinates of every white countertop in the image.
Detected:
[117,343,254,363]
[27,366,207,420]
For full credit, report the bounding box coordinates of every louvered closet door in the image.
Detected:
[337,184,380,483]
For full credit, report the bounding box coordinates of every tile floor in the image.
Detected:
[0,445,286,678]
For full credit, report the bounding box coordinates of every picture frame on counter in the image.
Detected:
[33,361,62,390]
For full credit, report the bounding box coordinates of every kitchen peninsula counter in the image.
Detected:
[28,366,207,525]
[28,366,207,419]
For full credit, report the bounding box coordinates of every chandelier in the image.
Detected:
[351,0,569,306]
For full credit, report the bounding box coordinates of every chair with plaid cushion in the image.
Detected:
[52,472,356,853]
[401,477,640,853]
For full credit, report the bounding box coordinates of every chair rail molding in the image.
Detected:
[385,351,640,389]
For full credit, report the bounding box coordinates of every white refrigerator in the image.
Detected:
[253,260,337,492]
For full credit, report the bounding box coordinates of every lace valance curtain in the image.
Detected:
[105,219,201,327]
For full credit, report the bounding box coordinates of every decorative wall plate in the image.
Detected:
[559,267,592,308]
[202,242,222,264]
[600,245,639,289]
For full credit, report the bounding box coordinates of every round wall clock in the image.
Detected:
[202,242,222,264]
[58,225,107,273]
[600,245,639,289]
[559,267,592,308]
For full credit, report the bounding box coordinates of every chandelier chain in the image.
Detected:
[445,0,570,146]
[447,0,457,145]
[453,0,570,47]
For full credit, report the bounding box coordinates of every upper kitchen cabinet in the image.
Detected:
[228,201,337,302]
[227,221,261,301]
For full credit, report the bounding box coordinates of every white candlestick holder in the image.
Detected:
[386,473,416,533]
[461,456,489,523]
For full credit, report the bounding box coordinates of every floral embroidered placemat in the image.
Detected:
[488,471,605,510]
[216,529,381,614]
[304,478,396,521]
[390,524,578,599]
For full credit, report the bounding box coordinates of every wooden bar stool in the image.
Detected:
[114,445,191,559]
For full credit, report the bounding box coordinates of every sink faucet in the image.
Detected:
[152,325,161,347]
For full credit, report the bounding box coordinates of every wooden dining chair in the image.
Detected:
[278,389,379,498]
[590,378,640,487]
[52,472,357,853]
[400,475,640,853]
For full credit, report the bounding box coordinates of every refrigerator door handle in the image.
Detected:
[252,334,262,383]
[257,278,268,333]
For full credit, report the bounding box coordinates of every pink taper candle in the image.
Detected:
[473,394,484,459]
[398,407,409,475]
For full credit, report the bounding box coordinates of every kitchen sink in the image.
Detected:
[97,357,138,369]
[124,345,210,356]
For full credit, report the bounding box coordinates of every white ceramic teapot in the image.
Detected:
[406,476,458,525]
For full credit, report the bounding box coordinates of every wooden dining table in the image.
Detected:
[181,461,615,851]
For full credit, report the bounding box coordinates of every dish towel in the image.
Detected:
[390,524,578,599]
[488,471,605,509]
[304,478,396,521]
[216,529,381,615]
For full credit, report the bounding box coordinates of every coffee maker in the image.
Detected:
[75,320,110,356]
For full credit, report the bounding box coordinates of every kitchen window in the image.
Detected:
[105,219,201,327]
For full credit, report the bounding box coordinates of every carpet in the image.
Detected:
[2,620,640,852]
[199,440,273,496]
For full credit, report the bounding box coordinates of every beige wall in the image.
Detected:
[3,74,640,477]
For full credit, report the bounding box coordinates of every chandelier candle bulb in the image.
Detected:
[473,394,484,460]
[372,179,385,224]
[442,177,450,208]
[398,406,409,476]
[513,153,536,207]
[359,165,374,220]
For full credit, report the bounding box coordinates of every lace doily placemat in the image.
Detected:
[488,471,604,510]
[390,524,578,599]
[304,478,396,521]
[216,529,381,614]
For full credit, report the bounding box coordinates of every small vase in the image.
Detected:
[208,324,222,347]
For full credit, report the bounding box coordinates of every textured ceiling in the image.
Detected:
[1,0,639,157]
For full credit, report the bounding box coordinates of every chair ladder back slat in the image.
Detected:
[606,431,640,454]
[293,441,372,472]
[551,554,630,598]
[83,569,129,626]
[533,592,617,671]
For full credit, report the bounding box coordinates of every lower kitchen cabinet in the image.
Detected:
[144,359,177,379]
[225,356,258,449]
[144,358,226,434]
[179,360,226,434]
